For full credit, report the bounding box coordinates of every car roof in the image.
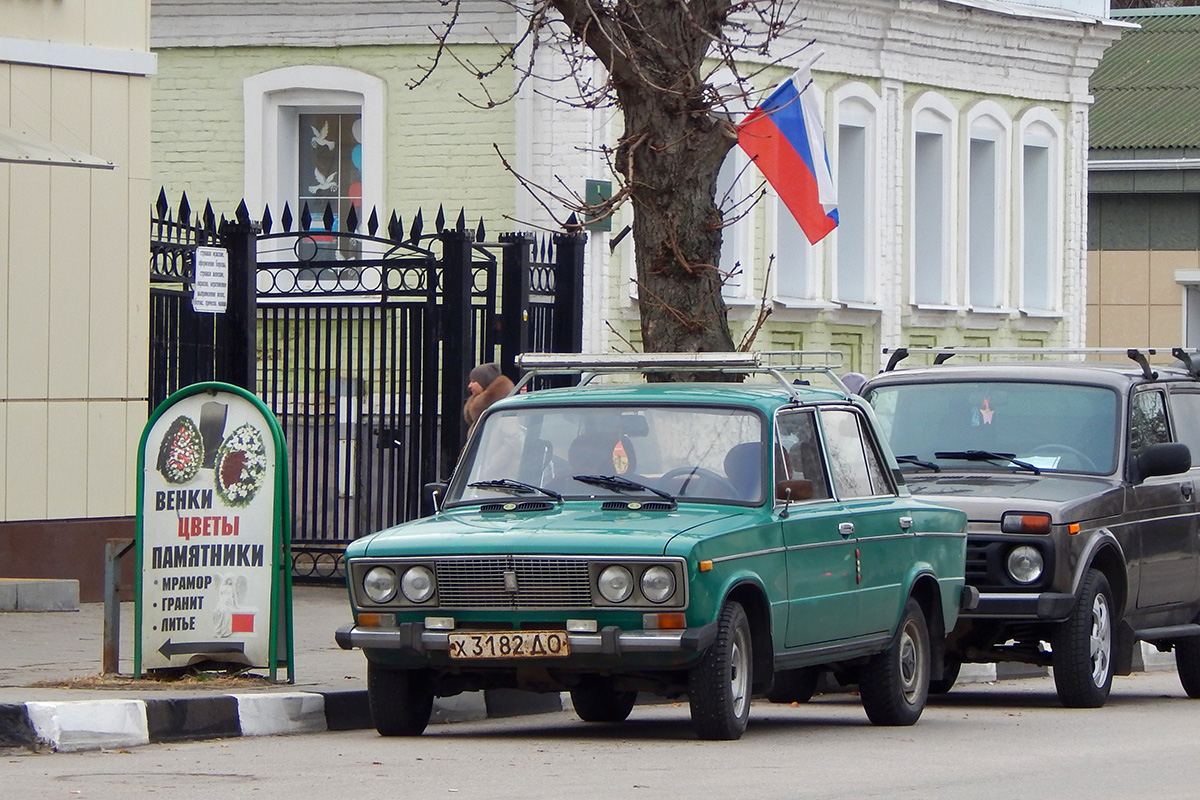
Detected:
[863,360,1198,392]
[492,380,850,416]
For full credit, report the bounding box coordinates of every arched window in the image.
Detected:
[909,93,957,307]
[831,84,881,305]
[965,102,1011,310]
[716,140,755,300]
[1017,109,1063,313]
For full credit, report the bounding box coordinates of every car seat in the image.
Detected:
[723,442,762,500]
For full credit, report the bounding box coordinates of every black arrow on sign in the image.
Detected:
[158,638,246,658]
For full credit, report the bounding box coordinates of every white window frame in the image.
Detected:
[909,92,958,308]
[244,66,385,226]
[716,146,755,302]
[770,187,817,303]
[1016,108,1064,315]
[964,101,1011,312]
[830,83,882,307]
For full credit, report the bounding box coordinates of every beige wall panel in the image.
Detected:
[1086,251,1099,307]
[1097,251,1149,307]
[1150,250,1200,306]
[7,188,52,397]
[86,0,150,52]
[45,402,89,518]
[124,400,146,514]
[88,400,133,516]
[88,77,132,399]
[127,178,150,398]
[1148,304,1183,348]
[5,402,48,520]
[0,404,6,516]
[127,78,152,181]
[1086,304,1100,347]
[1096,304,1149,348]
[8,0,87,47]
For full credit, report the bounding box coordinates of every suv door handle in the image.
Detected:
[838,522,855,538]
[1184,483,1194,500]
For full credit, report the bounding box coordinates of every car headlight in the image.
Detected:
[1006,546,1044,584]
[598,565,634,603]
[363,566,398,604]
[640,565,676,604]
[400,565,436,603]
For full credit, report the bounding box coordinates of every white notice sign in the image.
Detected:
[193,246,229,313]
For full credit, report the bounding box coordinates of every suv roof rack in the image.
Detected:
[881,346,1200,381]
[512,351,849,398]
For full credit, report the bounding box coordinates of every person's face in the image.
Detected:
[468,379,483,396]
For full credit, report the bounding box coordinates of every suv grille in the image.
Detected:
[434,556,593,609]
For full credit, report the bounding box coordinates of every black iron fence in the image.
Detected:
[149,190,586,580]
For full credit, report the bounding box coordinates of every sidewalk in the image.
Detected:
[0,584,557,753]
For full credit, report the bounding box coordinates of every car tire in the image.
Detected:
[1174,638,1200,698]
[1051,569,1114,709]
[367,663,434,736]
[858,597,930,726]
[688,600,753,740]
[570,676,638,722]
[766,667,820,704]
[929,658,962,695]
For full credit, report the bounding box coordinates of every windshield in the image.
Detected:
[865,381,1119,475]
[448,404,766,505]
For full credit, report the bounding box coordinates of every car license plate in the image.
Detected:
[448,630,570,659]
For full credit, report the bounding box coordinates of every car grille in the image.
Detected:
[434,556,593,609]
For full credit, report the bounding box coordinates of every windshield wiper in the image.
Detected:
[896,455,941,472]
[934,450,1041,475]
[572,474,678,505]
[468,478,564,502]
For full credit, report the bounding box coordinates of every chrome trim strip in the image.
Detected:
[709,546,787,563]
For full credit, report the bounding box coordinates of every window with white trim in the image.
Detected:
[1018,111,1062,313]
[832,87,880,305]
[772,190,813,299]
[910,95,956,306]
[716,147,754,299]
[965,105,1010,310]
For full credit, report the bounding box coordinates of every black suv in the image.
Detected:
[861,348,1200,708]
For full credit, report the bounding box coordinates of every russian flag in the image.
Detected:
[737,66,838,245]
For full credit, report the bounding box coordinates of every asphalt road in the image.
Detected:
[7,669,1198,799]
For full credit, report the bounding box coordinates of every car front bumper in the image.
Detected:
[961,591,1075,621]
[335,621,719,656]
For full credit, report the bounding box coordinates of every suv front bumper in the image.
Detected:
[962,591,1075,621]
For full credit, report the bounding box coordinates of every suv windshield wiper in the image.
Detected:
[896,455,941,472]
[468,478,563,502]
[572,474,677,505]
[934,450,1042,475]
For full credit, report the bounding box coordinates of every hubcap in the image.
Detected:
[729,625,750,717]
[1090,592,1112,687]
[898,618,925,704]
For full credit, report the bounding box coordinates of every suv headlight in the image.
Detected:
[363,566,398,603]
[598,565,634,603]
[400,565,436,603]
[1006,546,1044,584]
[640,565,676,604]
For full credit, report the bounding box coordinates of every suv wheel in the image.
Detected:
[859,597,930,725]
[570,676,638,722]
[1174,638,1200,698]
[1052,569,1114,708]
[368,663,434,736]
[929,658,962,695]
[766,667,820,704]
[688,601,752,740]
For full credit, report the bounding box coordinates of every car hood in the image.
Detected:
[352,504,749,558]
[902,471,1124,523]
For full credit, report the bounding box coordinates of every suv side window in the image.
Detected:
[776,410,831,500]
[1130,389,1171,457]
[1168,390,1200,467]
[820,408,895,499]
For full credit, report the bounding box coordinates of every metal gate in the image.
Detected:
[149,191,586,580]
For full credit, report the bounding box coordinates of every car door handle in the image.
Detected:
[1184,484,1194,500]
[838,522,855,538]
[899,516,913,530]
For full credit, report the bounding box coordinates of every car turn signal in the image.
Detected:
[1000,512,1052,534]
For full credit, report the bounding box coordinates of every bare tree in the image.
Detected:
[421,1,812,359]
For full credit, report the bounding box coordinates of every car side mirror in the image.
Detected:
[776,479,814,503]
[423,482,447,516]
[1136,442,1192,482]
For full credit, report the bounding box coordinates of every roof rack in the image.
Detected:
[511,351,850,398]
[881,346,1198,382]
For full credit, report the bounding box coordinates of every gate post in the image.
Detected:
[439,229,475,473]
[498,232,532,377]
[551,230,586,354]
[218,212,261,393]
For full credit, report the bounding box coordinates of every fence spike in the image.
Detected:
[322,203,335,233]
[346,204,359,233]
[203,201,216,233]
[388,211,402,242]
[410,209,424,243]
[435,205,446,234]
[261,204,274,235]
[367,208,380,237]
[456,207,466,232]
[281,203,294,233]
[235,199,251,226]
[565,212,581,229]
[300,202,313,232]
[476,217,486,243]
[179,192,192,226]
[156,187,169,220]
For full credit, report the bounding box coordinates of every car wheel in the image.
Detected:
[1174,638,1200,698]
[859,597,930,726]
[1051,569,1114,708]
[929,658,962,695]
[688,601,752,740]
[766,667,820,704]
[570,676,638,722]
[367,663,434,736]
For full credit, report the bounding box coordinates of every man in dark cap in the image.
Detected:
[463,362,514,436]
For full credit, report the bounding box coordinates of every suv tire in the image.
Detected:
[1052,569,1114,708]
[570,676,638,722]
[766,667,820,704]
[368,663,434,736]
[1174,638,1200,698]
[688,601,752,740]
[859,597,930,726]
[929,658,961,695]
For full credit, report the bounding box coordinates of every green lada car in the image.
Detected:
[336,353,969,740]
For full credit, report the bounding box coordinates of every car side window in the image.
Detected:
[820,408,894,499]
[1130,389,1171,457]
[775,410,831,500]
[1167,390,1200,467]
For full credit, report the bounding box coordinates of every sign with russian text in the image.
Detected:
[192,246,229,313]
[135,383,293,679]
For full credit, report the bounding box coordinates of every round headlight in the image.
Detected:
[640,565,676,604]
[400,565,436,603]
[1007,546,1044,584]
[363,566,398,604]
[598,565,634,603]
